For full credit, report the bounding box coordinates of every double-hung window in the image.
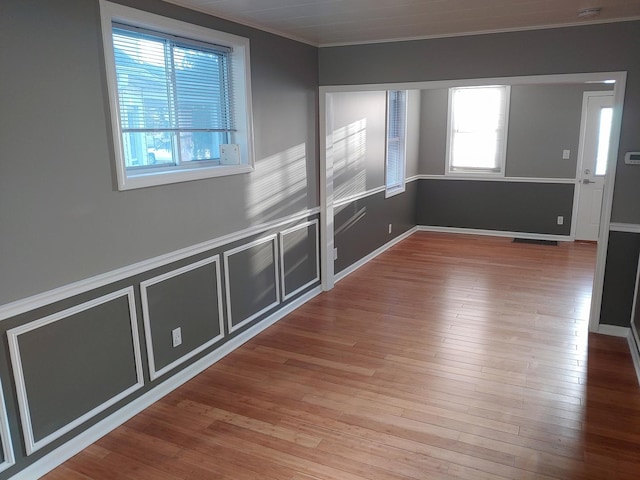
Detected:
[101,1,254,190]
[385,90,407,197]
[447,85,510,176]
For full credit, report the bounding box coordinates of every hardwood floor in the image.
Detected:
[44,232,640,480]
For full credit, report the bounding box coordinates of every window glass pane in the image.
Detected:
[113,30,173,132]
[180,132,228,162]
[595,107,612,176]
[449,86,507,173]
[122,132,176,167]
[173,44,231,131]
[386,90,406,192]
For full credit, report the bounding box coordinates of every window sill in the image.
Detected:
[117,164,254,191]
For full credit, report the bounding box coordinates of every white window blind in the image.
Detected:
[448,85,509,174]
[112,24,233,168]
[386,90,407,196]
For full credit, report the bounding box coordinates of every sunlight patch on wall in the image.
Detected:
[333,118,367,201]
[248,143,307,220]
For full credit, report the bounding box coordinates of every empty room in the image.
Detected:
[1,1,640,479]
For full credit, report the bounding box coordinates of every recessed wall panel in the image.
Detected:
[280,221,319,300]
[7,288,143,454]
[141,257,225,380]
[224,236,279,333]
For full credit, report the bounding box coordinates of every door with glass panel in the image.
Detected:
[575,92,614,242]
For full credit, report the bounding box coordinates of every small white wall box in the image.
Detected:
[220,144,240,165]
[624,152,640,165]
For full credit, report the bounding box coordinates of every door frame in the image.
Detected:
[571,91,615,241]
[319,71,627,333]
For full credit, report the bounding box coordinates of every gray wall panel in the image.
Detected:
[416,180,573,235]
[0,0,318,305]
[331,91,387,199]
[282,223,319,298]
[600,232,640,327]
[16,295,138,442]
[144,262,222,373]
[226,240,279,329]
[335,181,417,274]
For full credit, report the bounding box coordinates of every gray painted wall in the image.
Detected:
[0,0,319,306]
[418,89,448,175]
[506,84,612,178]
[331,91,387,199]
[416,180,574,235]
[319,21,640,224]
[334,182,417,274]
[417,84,613,178]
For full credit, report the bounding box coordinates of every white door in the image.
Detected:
[575,92,614,241]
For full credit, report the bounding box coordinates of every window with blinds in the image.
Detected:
[385,90,407,197]
[101,2,254,190]
[447,85,510,175]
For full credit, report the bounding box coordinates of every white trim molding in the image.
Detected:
[10,286,322,480]
[140,256,226,381]
[0,207,319,322]
[415,174,576,184]
[279,220,320,301]
[630,327,640,386]
[335,227,417,283]
[224,234,281,334]
[0,379,15,473]
[609,222,640,234]
[334,186,386,208]
[7,287,144,455]
[416,226,572,243]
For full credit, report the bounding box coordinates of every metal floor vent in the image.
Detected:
[513,238,558,246]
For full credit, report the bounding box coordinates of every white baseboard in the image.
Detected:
[10,286,322,480]
[597,324,630,337]
[629,328,640,387]
[335,227,418,283]
[416,225,572,242]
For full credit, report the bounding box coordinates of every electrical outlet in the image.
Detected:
[557,216,564,225]
[333,248,338,260]
[562,149,571,160]
[388,223,393,234]
[172,327,182,347]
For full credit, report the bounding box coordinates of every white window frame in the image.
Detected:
[446,85,510,177]
[385,90,407,198]
[100,1,255,190]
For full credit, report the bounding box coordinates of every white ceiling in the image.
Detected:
[163,0,640,47]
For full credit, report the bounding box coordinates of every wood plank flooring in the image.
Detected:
[44,232,640,480]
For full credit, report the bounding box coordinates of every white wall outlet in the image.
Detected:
[172,327,182,347]
[557,216,564,225]
[562,149,571,160]
[388,223,393,234]
[333,248,338,260]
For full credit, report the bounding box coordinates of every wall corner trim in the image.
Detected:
[629,329,640,387]
[416,226,572,242]
[335,227,418,283]
[9,285,322,480]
